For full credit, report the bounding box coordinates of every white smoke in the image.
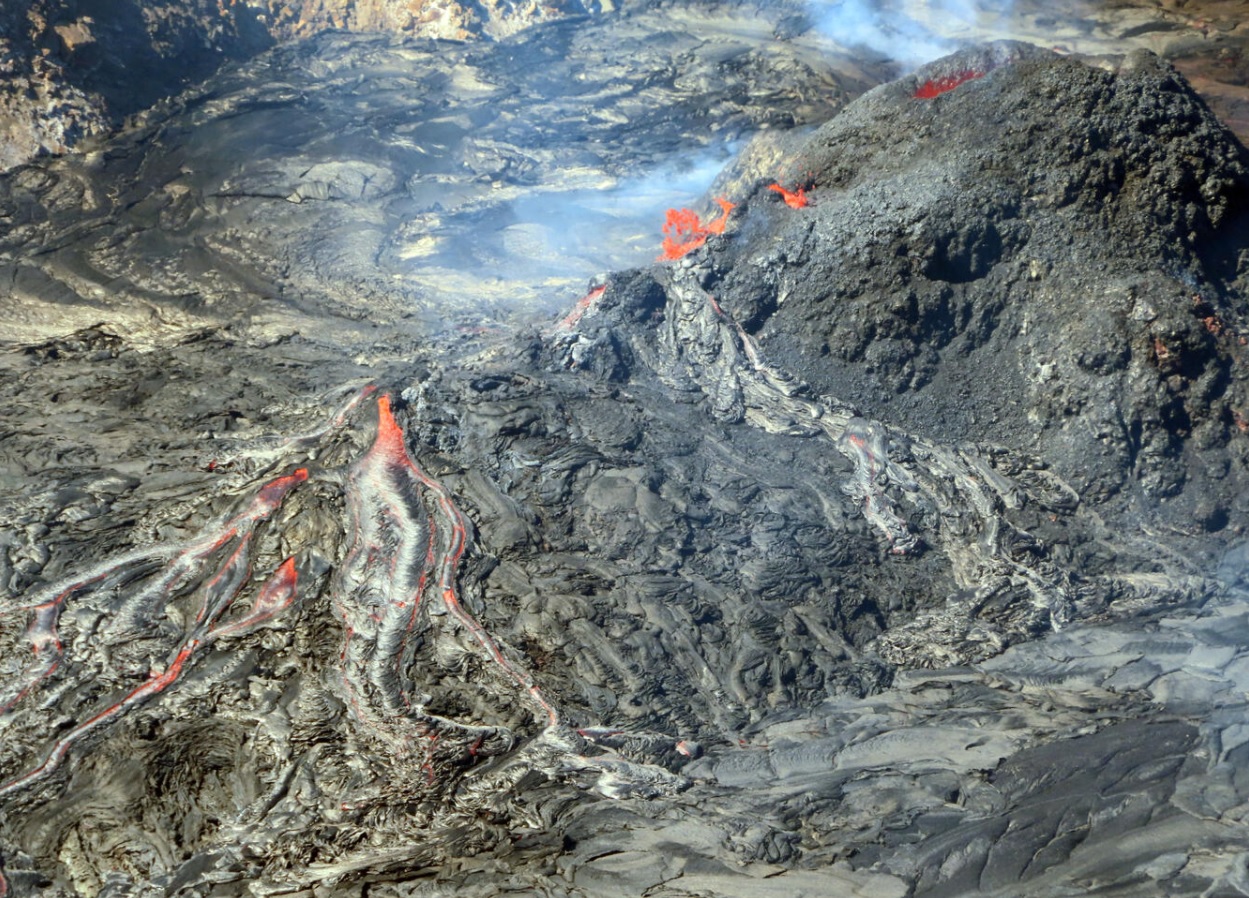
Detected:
[809,0,1004,72]
[492,144,739,297]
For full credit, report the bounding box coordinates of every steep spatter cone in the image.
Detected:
[658,196,735,260]
[768,182,809,209]
[709,40,1249,529]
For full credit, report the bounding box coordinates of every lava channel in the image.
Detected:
[335,394,559,748]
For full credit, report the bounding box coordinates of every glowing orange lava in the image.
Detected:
[706,196,734,234]
[660,208,707,260]
[0,467,310,799]
[658,196,735,260]
[914,69,985,99]
[213,557,299,640]
[554,284,607,332]
[768,183,808,209]
[337,394,560,736]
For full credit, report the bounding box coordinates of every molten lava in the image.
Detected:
[768,182,808,209]
[337,394,560,741]
[212,556,299,640]
[706,196,734,234]
[658,196,735,260]
[660,208,708,260]
[554,284,607,332]
[914,69,985,99]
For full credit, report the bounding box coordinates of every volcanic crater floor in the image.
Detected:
[2,6,1249,898]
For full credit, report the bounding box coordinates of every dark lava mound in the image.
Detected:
[706,43,1249,522]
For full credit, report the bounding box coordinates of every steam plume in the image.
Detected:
[809,0,1010,71]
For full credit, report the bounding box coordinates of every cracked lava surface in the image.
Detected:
[4,5,1249,897]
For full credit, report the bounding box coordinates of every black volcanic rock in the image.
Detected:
[2,20,1249,898]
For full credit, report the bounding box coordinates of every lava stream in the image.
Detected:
[0,469,308,799]
[336,393,441,723]
[211,556,299,640]
[336,395,559,736]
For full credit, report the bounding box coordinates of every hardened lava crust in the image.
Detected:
[3,20,1249,898]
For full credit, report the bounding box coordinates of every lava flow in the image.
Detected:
[210,556,299,640]
[0,383,692,895]
[768,182,808,209]
[914,69,986,98]
[0,387,565,811]
[0,468,308,798]
[658,196,735,260]
[553,284,607,333]
[336,394,559,742]
[837,420,920,555]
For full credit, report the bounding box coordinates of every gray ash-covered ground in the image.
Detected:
[3,10,1249,898]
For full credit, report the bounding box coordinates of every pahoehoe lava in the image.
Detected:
[4,9,1249,898]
